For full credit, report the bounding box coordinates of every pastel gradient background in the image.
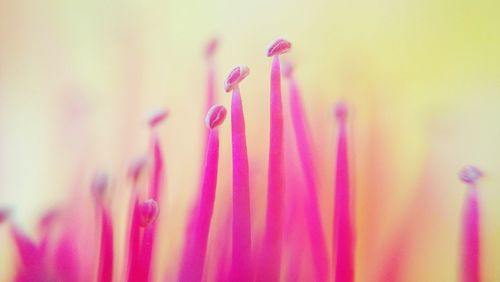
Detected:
[1,0,500,281]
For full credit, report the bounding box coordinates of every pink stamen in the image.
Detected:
[459,166,482,282]
[139,199,159,282]
[285,62,329,281]
[147,108,169,128]
[205,104,228,129]
[224,66,250,93]
[125,157,146,282]
[205,37,219,61]
[257,38,289,282]
[178,105,226,282]
[332,101,355,282]
[225,66,252,281]
[266,38,292,57]
[140,199,159,227]
[91,172,114,282]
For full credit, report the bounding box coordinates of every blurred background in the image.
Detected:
[1,0,500,281]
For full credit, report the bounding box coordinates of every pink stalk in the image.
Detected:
[459,166,482,282]
[147,109,168,201]
[332,101,355,282]
[97,207,114,282]
[178,105,227,282]
[141,109,167,281]
[138,199,159,282]
[125,157,146,282]
[284,62,329,281]
[224,65,252,281]
[92,172,114,282]
[257,38,291,281]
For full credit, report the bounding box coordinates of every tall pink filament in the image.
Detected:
[141,113,166,282]
[258,53,286,282]
[125,159,144,282]
[332,102,354,282]
[285,64,328,281]
[460,166,482,282]
[97,207,114,282]
[229,85,252,281]
[178,105,226,282]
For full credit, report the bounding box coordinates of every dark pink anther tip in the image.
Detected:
[205,37,219,60]
[92,171,109,200]
[267,38,292,57]
[148,108,169,128]
[140,199,159,227]
[128,156,148,182]
[205,105,227,129]
[224,66,250,93]
[282,61,294,78]
[334,101,349,121]
[459,165,483,185]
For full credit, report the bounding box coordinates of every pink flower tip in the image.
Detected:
[267,38,292,57]
[92,171,109,200]
[224,66,250,92]
[0,208,11,224]
[128,156,148,182]
[205,37,219,60]
[334,100,349,121]
[140,199,159,227]
[205,104,227,129]
[459,165,483,185]
[147,108,169,128]
[282,61,294,78]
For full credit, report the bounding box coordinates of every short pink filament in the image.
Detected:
[258,54,285,282]
[178,124,221,281]
[462,186,480,282]
[230,86,252,281]
[333,110,354,282]
[287,71,328,281]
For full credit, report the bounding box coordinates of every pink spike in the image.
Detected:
[258,39,289,281]
[332,101,355,282]
[128,156,147,183]
[149,131,165,201]
[179,105,226,282]
[139,199,159,282]
[459,166,482,282]
[285,62,329,281]
[204,38,219,143]
[91,171,109,202]
[225,67,252,281]
[10,225,41,267]
[266,38,292,57]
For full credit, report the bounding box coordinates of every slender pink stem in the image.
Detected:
[285,64,328,281]
[97,207,114,282]
[258,53,286,282]
[332,102,354,282]
[179,105,226,282]
[459,166,482,282]
[227,76,251,280]
[149,132,164,201]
